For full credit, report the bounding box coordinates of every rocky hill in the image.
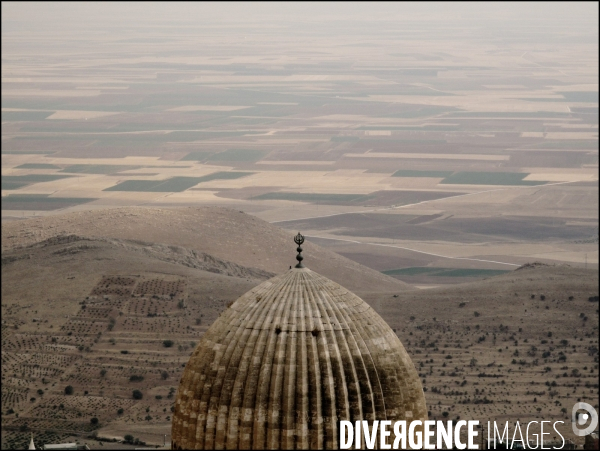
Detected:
[1,208,597,449]
[1,206,409,293]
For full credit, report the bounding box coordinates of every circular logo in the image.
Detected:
[571,402,598,436]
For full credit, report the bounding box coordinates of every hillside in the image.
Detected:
[1,209,598,448]
[363,263,599,446]
[1,207,406,448]
[1,207,409,293]
[2,233,266,449]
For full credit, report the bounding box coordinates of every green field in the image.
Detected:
[378,106,457,118]
[180,151,215,161]
[206,148,267,162]
[195,171,254,183]
[2,174,73,182]
[440,172,546,186]
[60,165,142,174]
[104,172,253,192]
[2,181,29,190]
[383,267,511,277]
[2,174,73,190]
[1,111,53,121]
[447,111,573,118]
[383,267,444,276]
[433,268,511,277]
[392,170,454,178]
[2,194,97,211]
[252,192,374,204]
[529,140,598,149]
[1,151,57,155]
[331,136,360,142]
[15,163,61,169]
[558,91,599,103]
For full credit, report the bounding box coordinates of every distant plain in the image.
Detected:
[2,10,597,285]
[1,3,598,448]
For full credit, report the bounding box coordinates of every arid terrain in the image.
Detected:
[2,4,597,289]
[1,207,598,449]
[1,3,598,450]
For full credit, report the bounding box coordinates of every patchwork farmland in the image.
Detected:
[2,6,597,285]
[1,3,598,448]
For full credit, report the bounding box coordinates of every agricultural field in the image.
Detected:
[1,4,598,448]
[2,4,597,287]
[1,210,598,448]
[1,229,264,448]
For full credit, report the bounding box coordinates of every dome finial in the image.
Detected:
[294,232,305,268]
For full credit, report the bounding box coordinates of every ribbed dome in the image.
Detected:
[172,268,426,450]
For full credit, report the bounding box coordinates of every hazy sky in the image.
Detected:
[3,2,598,32]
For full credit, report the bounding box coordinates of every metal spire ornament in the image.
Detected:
[294,232,305,268]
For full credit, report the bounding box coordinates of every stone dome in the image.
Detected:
[172,267,426,450]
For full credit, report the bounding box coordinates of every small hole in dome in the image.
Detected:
[275,327,282,335]
[311,329,319,337]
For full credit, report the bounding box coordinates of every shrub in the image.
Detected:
[155,395,163,400]
[120,350,128,354]
[124,434,134,443]
[163,340,174,348]
[100,369,107,377]
[117,408,124,415]
[90,417,99,425]
[65,385,74,395]
[37,389,44,396]
[129,375,144,382]
[161,371,169,380]
[474,311,481,317]
[132,389,143,400]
